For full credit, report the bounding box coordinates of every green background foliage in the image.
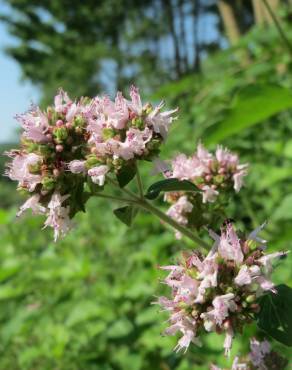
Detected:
[1,1,292,369]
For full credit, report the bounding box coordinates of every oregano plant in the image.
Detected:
[5,86,291,369]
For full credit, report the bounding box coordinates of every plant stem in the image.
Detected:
[135,198,211,251]
[262,0,292,55]
[93,192,136,204]
[135,164,144,199]
[106,176,211,250]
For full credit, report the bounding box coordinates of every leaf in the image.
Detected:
[256,284,292,346]
[116,162,136,187]
[145,178,198,200]
[204,84,292,144]
[106,318,133,338]
[113,206,138,227]
[272,194,292,221]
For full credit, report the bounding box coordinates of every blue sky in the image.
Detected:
[0,11,39,143]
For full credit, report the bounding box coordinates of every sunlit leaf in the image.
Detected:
[204,84,292,144]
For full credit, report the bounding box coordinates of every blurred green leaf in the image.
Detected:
[106,318,134,338]
[272,194,292,221]
[204,84,292,144]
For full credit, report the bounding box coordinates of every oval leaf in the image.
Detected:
[145,178,198,200]
[256,284,292,346]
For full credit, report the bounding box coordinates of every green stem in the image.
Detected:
[136,198,211,251]
[262,0,292,55]
[93,192,136,204]
[106,176,211,250]
[135,164,144,199]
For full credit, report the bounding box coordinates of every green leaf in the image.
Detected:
[116,162,136,187]
[106,318,134,338]
[113,206,138,226]
[272,194,292,221]
[145,178,198,200]
[256,284,292,346]
[204,84,292,144]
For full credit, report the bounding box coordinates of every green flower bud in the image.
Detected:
[246,294,256,303]
[247,239,258,250]
[143,103,153,115]
[213,175,225,185]
[17,186,30,196]
[132,117,145,129]
[178,301,188,309]
[73,115,86,128]
[53,127,68,143]
[41,177,56,191]
[102,128,116,140]
[26,142,39,153]
[28,162,41,174]
[86,155,102,169]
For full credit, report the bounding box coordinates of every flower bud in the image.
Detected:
[132,117,144,129]
[86,155,102,169]
[213,175,225,185]
[28,162,41,174]
[56,119,63,127]
[53,127,68,142]
[73,115,86,128]
[41,177,56,191]
[246,294,256,303]
[56,144,63,152]
[53,168,60,177]
[102,128,115,140]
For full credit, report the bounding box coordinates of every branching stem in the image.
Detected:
[105,175,211,251]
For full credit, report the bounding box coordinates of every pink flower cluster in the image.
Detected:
[157,224,286,356]
[6,87,177,240]
[87,86,178,163]
[211,338,288,370]
[159,144,248,234]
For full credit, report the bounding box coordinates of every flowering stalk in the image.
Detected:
[5,85,291,366]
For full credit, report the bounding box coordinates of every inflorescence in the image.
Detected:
[156,223,286,356]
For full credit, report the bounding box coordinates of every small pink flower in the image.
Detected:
[17,194,46,217]
[6,152,42,192]
[249,338,271,368]
[54,89,71,113]
[218,224,244,264]
[146,101,178,139]
[202,185,219,203]
[68,160,86,174]
[129,85,143,115]
[15,106,49,143]
[88,165,109,186]
[44,192,72,241]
